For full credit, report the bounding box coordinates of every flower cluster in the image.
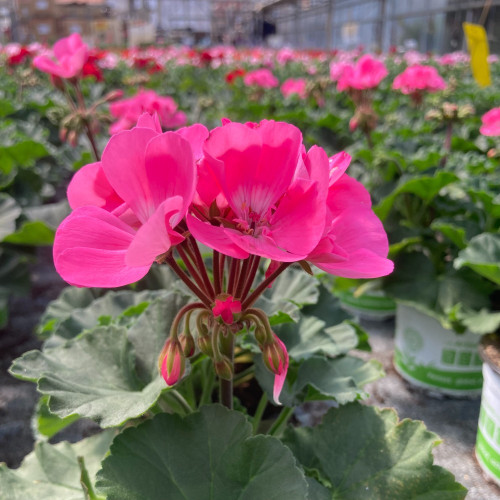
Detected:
[109,88,186,134]
[393,64,446,104]
[53,114,393,404]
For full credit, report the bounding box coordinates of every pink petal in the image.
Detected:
[270,179,326,256]
[67,162,123,211]
[126,197,185,267]
[186,214,249,259]
[328,152,351,186]
[176,124,210,161]
[136,112,162,133]
[313,248,394,279]
[101,127,158,223]
[225,229,306,262]
[204,121,301,218]
[144,132,196,217]
[53,206,150,287]
[327,174,372,215]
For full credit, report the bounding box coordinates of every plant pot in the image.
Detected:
[394,304,483,397]
[476,334,500,486]
[337,289,396,321]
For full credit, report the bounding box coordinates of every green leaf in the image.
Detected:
[32,395,80,439]
[283,403,467,499]
[0,431,114,500]
[96,405,308,500]
[256,268,320,324]
[3,220,55,245]
[276,317,360,360]
[255,355,383,407]
[38,288,171,342]
[11,293,187,427]
[375,172,458,220]
[454,233,500,285]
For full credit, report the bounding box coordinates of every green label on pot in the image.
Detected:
[476,428,500,480]
[395,348,483,390]
[394,305,482,394]
[476,364,500,486]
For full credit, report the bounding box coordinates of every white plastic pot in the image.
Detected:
[394,304,483,396]
[476,339,500,486]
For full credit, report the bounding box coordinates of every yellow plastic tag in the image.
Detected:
[463,22,491,87]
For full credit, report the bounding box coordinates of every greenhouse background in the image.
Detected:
[0,0,500,52]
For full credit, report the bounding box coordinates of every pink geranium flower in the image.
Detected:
[337,54,388,92]
[280,78,307,99]
[393,65,446,96]
[480,107,500,136]
[187,120,328,261]
[243,68,279,88]
[54,114,205,288]
[33,33,88,79]
[110,89,187,135]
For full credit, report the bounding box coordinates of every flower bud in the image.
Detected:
[214,355,233,380]
[179,332,195,357]
[197,333,214,358]
[261,334,289,405]
[158,338,185,386]
[262,337,288,375]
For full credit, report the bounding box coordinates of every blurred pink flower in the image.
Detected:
[110,89,186,135]
[393,65,446,95]
[243,68,279,88]
[280,78,307,99]
[337,54,388,91]
[33,33,88,79]
[480,107,500,136]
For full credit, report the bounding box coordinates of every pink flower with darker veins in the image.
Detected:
[33,33,88,79]
[480,107,500,137]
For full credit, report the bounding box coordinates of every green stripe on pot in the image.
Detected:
[337,291,397,312]
[394,348,483,391]
[476,427,500,482]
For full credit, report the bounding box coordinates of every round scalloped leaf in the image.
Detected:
[96,405,308,500]
[10,293,187,428]
[282,402,467,499]
[0,431,114,500]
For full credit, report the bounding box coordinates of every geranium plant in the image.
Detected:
[1,112,468,499]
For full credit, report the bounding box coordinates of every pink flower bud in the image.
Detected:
[261,334,289,405]
[158,339,185,386]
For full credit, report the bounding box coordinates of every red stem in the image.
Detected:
[176,244,211,298]
[242,262,291,310]
[165,254,212,308]
[226,258,240,295]
[240,255,261,302]
[188,236,214,299]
